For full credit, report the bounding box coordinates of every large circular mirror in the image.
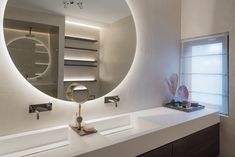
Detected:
[3,0,136,101]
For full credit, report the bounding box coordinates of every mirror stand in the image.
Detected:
[66,83,97,136]
[70,103,97,136]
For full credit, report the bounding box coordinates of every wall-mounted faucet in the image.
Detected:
[29,103,52,120]
[104,96,120,107]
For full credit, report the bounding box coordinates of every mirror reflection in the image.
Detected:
[66,83,90,103]
[4,0,136,101]
[7,37,50,79]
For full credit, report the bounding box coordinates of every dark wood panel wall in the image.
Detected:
[137,124,220,157]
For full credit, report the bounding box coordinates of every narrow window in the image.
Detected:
[181,33,229,115]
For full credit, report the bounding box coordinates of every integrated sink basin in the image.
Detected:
[0,126,69,157]
[0,113,160,157]
[0,108,219,157]
[138,114,185,127]
[85,114,160,141]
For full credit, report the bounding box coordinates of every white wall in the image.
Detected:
[181,0,235,156]
[99,15,136,96]
[0,0,181,136]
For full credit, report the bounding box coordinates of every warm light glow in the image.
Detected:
[64,57,96,62]
[64,78,96,82]
[65,20,102,30]
[35,73,43,76]
[35,62,49,66]
[74,86,87,91]
[65,35,97,41]
[35,51,48,54]
[4,28,49,36]
[35,43,44,47]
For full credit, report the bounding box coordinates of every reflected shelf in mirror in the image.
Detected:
[6,36,50,80]
[65,35,98,43]
[64,80,97,83]
[64,46,98,52]
[64,59,97,67]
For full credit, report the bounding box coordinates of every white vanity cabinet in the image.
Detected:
[0,107,219,157]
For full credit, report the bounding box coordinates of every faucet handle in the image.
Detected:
[29,103,52,120]
[29,103,52,113]
[114,96,120,101]
[36,111,40,120]
[104,96,120,107]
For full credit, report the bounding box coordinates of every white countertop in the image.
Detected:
[24,107,220,157]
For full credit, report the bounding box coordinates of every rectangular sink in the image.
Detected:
[138,112,190,127]
[0,125,69,157]
[86,114,131,134]
[86,114,159,141]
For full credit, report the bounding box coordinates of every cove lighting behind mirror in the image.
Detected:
[65,20,102,30]
[3,0,136,101]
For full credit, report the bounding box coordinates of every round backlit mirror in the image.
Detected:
[3,0,136,101]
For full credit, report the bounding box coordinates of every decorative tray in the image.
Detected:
[69,125,97,136]
[164,102,205,112]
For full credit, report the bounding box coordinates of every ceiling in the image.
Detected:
[6,0,132,24]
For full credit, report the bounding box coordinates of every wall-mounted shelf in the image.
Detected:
[32,83,57,86]
[35,62,49,66]
[64,59,97,67]
[88,95,96,100]
[73,89,88,91]
[64,46,98,52]
[64,80,97,82]
[65,36,98,42]
[35,73,43,76]
[35,51,48,54]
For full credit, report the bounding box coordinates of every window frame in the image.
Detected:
[180,33,229,116]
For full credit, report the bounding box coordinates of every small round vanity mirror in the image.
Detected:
[66,83,90,131]
[66,83,89,104]
[7,37,50,80]
[3,0,136,101]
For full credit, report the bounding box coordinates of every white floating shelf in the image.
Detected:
[35,62,49,66]
[35,51,48,54]
[64,78,97,82]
